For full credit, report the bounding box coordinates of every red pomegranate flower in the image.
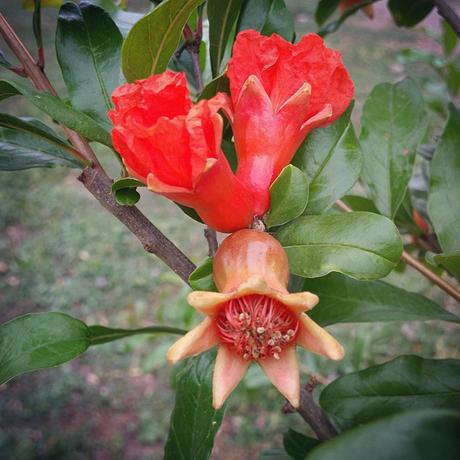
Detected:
[109,71,254,233]
[167,230,344,408]
[226,31,354,215]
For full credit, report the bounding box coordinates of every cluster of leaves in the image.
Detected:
[1,0,460,459]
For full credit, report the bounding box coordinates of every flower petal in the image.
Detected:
[213,345,250,409]
[167,317,219,364]
[296,314,345,360]
[259,346,300,407]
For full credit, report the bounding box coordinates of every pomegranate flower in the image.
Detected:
[109,71,254,233]
[167,230,344,409]
[226,31,354,215]
[340,0,374,19]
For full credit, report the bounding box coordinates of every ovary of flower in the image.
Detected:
[167,230,344,409]
[340,0,374,18]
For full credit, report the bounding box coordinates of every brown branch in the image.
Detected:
[336,200,460,303]
[282,378,337,441]
[79,168,196,283]
[433,0,460,38]
[0,13,196,284]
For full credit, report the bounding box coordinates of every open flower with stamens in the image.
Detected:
[167,229,344,409]
[226,30,354,215]
[109,70,254,233]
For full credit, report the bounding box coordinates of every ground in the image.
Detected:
[0,1,459,459]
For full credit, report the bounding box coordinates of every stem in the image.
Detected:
[0,13,196,284]
[79,168,196,283]
[282,378,337,441]
[336,200,460,303]
[185,28,219,256]
[433,0,460,38]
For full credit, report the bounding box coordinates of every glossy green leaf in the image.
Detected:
[237,0,294,41]
[199,73,230,100]
[428,104,460,254]
[432,251,460,279]
[208,0,244,77]
[56,2,122,126]
[88,324,186,345]
[320,356,460,424]
[293,104,361,214]
[114,187,141,206]
[315,0,340,26]
[164,352,225,460]
[0,313,90,385]
[302,273,459,326]
[283,428,320,460]
[0,115,81,170]
[360,78,428,218]
[308,409,460,460]
[277,212,403,280]
[388,0,434,28]
[0,80,112,147]
[111,177,145,192]
[266,165,309,228]
[189,257,217,291]
[122,0,204,82]
[442,20,458,56]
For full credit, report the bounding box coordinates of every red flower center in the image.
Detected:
[216,294,299,361]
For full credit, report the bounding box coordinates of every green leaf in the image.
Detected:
[199,73,230,100]
[360,78,428,218]
[428,104,460,254]
[56,1,122,126]
[0,79,112,147]
[164,352,225,460]
[432,251,460,279]
[302,273,459,326]
[277,212,403,280]
[315,0,340,26]
[293,104,361,214]
[283,428,320,460]
[88,324,186,345]
[0,312,90,385]
[208,0,244,77]
[388,0,434,28]
[320,356,460,425]
[111,177,145,192]
[114,188,141,206]
[266,165,309,228]
[307,409,460,460]
[122,0,205,82]
[189,257,217,291]
[0,115,81,170]
[442,20,458,56]
[237,0,294,41]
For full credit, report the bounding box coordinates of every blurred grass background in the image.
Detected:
[0,1,459,459]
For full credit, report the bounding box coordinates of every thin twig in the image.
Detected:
[0,13,196,284]
[336,199,460,302]
[433,0,460,38]
[282,377,337,441]
[184,20,219,256]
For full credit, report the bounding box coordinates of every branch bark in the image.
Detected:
[283,378,337,441]
[0,13,196,284]
[336,200,460,303]
[433,0,460,38]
